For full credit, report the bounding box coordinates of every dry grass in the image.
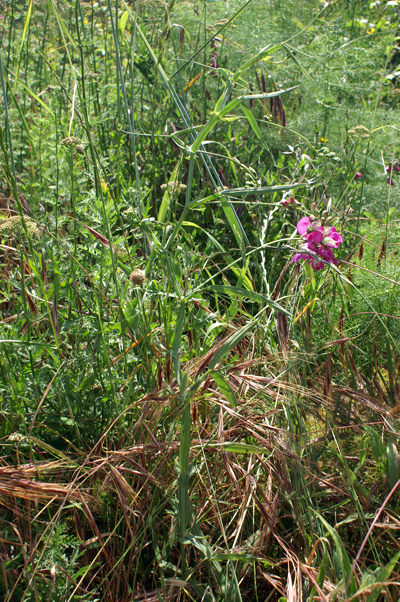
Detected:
[1,337,399,601]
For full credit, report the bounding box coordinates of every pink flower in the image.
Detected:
[296,216,311,235]
[316,245,336,263]
[354,172,362,180]
[293,217,343,271]
[322,226,343,248]
[387,177,395,186]
[292,252,309,263]
[309,257,325,270]
[292,247,324,271]
[307,229,324,243]
[297,216,324,243]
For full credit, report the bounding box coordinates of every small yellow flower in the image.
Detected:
[320,137,328,143]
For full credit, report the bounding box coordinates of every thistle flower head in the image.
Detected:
[129,269,146,286]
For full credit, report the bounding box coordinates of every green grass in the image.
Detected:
[0,0,400,600]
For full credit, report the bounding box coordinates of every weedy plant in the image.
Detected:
[0,0,399,600]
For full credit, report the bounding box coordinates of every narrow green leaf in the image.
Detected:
[220,182,306,197]
[172,302,185,389]
[211,370,237,407]
[14,0,33,93]
[218,442,262,453]
[14,79,54,117]
[211,552,269,562]
[233,43,284,82]
[314,511,356,596]
[158,160,180,223]
[387,436,400,489]
[208,319,257,371]
[366,551,400,602]
[165,254,183,299]
[220,194,246,258]
[119,10,129,31]
[0,340,54,348]
[241,104,265,142]
[191,113,220,153]
[207,285,290,314]
[8,87,35,151]
[283,44,313,78]
[192,88,298,153]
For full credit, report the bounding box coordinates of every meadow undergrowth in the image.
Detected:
[0,0,400,600]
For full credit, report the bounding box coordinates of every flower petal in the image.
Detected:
[297,217,311,236]
[307,229,324,243]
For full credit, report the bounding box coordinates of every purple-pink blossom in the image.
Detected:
[354,172,362,180]
[322,226,343,248]
[296,217,324,243]
[281,196,296,207]
[386,163,400,182]
[292,216,343,271]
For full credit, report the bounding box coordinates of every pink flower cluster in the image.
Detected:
[386,162,400,186]
[292,216,343,271]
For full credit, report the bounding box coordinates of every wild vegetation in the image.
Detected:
[0,0,400,600]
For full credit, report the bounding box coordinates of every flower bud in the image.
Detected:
[129,269,146,286]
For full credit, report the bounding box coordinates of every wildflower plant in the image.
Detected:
[0,0,400,601]
[292,215,343,270]
[0,215,39,238]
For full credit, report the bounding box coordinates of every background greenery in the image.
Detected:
[0,0,400,600]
